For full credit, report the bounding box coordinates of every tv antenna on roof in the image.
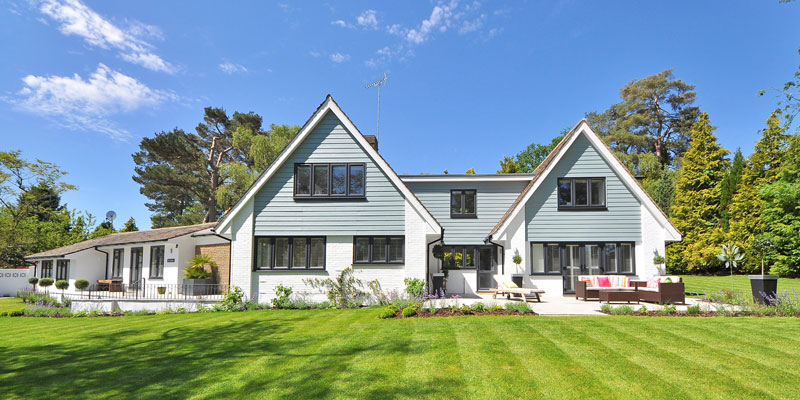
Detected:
[365,72,388,138]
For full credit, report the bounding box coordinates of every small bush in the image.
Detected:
[55,280,69,291]
[504,302,532,314]
[8,310,23,317]
[610,305,635,315]
[17,291,58,305]
[379,306,398,319]
[74,279,90,291]
[600,303,613,313]
[459,304,473,315]
[470,302,487,312]
[28,277,39,289]
[23,304,71,317]
[72,310,88,318]
[401,305,418,317]
[491,305,503,312]
[662,304,677,315]
[271,284,293,309]
[217,286,245,311]
[404,278,426,300]
[686,304,701,315]
[185,254,216,279]
[38,278,54,290]
[639,305,648,315]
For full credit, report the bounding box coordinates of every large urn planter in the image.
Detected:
[749,275,779,304]
[183,278,216,295]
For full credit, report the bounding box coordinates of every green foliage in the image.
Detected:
[121,217,138,232]
[91,220,116,238]
[74,279,90,291]
[403,278,426,300]
[217,286,245,311]
[719,148,745,231]
[304,267,368,308]
[470,302,487,312]
[55,279,69,291]
[760,135,800,276]
[28,277,38,286]
[271,284,293,309]
[38,278,54,288]
[602,305,635,315]
[504,302,532,314]
[17,291,58,305]
[499,131,566,173]
[687,304,701,315]
[464,168,475,174]
[401,305,418,317]
[667,113,729,273]
[23,304,71,317]
[512,251,522,266]
[378,306,398,319]
[496,156,520,173]
[184,254,216,279]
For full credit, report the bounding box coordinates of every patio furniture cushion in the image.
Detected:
[638,287,658,292]
[501,280,519,289]
[647,277,660,288]
[659,276,681,283]
[597,276,611,287]
[578,275,630,289]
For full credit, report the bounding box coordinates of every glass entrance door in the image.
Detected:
[130,247,143,287]
[477,247,496,291]
[563,245,582,293]
[585,245,601,275]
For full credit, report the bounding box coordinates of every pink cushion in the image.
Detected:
[646,277,659,289]
[597,276,611,287]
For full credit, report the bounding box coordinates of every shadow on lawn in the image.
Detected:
[0,312,459,399]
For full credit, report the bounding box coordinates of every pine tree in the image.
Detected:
[465,168,475,175]
[121,217,139,232]
[726,110,789,271]
[667,113,729,273]
[760,134,800,276]
[719,148,744,231]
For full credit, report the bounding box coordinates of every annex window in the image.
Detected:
[531,243,562,275]
[450,190,477,218]
[557,177,606,210]
[442,246,486,269]
[294,163,366,199]
[41,260,53,278]
[149,245,165,279]
[56,260,69,281]
[112,249,123,278]
[254,237,326,270]
[353,236,404,264]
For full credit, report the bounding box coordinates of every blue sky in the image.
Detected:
[2,0,799,229]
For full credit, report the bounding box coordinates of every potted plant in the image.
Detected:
[431,244,446,295]
[157,286,167,295]
[28,277,39,291]
[183,254,217,295]
[55,280,69,297]
[749,235,778,304]
[38,277,54,294]
[652,250,666,275]
[74,279,89,297]
[716,243,743,295]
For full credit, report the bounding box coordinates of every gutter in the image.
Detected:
[94,247,110,280]
[484,234,506,275]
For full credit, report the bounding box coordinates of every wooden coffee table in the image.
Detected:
[599,289,639,304]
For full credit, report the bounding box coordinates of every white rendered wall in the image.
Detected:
[229,197,255,299]
[0,267,33,296]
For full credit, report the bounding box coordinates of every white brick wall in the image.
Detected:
[637,203,666,279]
[229,197,255,299]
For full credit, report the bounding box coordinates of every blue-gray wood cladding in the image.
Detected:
[405,180,529,245]
[253,111,405,235]
[525,134,642,242]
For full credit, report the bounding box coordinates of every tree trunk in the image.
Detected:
[204,169,218,223]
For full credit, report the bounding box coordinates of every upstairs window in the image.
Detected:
[450,190,477,218]
[295,163,366,199]
[557,177,606,210]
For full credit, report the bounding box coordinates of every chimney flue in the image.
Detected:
[364,135,378,152]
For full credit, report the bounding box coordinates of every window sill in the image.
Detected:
[450,214,477,219]
[293,196,366,201]
[530,272,562,276]
[148,277,164,280]
[557,206,608,211]
[353,262,404,266]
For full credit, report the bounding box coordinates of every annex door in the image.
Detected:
[130,247,143,287]
[477,247,496,291]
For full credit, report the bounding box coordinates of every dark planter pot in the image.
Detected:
[749,275,779,304]
[182,278,216,296]
[431,273,446,297]
[511,274,524,298]
[157,287,166,295]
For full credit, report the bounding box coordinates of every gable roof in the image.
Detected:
[488,119,681,241]
[25,223,217,260]
[215,95,442,234]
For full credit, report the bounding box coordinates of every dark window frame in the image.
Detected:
[149,245,165,279]
[130,247,144,283]
[253,236,327,271]
[41,260,53,278]
[450,189,477,218]
[293,162,366,199]
[557,177,607,211]
[529,241,636,276]
[441,245,494,270]
[111,249,124,279]
[352,236,405,264]
[56,259,69,281]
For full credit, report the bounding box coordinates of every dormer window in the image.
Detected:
[557,177,606,210]
[294,163,366,199]
[450,189,477,218]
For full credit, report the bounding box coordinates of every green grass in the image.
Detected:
[2,309,800,399]
[0,297,25,313]
[679,274,800,296]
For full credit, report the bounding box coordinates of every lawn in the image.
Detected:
[0,297,25,313]
[2,309,800,399]
[679,274,800,296]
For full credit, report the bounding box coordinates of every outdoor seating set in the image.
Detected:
[576,275,685,304]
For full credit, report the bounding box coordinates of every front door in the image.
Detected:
[563,244,583,294]
[130,247,143,286]
[477,247,496,291]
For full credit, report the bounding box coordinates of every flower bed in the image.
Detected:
[378,301,536,319]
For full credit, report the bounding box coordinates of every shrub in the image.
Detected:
[600,303,613,314]
[459,304,473,315]
[379,306,398,319]
[404,278,426,300]
[55,280,69,292]
[38,278,54,292]
[28,277,39,290]
[611,305,635,315]
[23,304,71,317]
[662,304,677,315]
[74,279,90,291]
[17,291,58,305]
[217,286,245,311]
[639,305,648,315]
[271,284,293,309]
[8,310,23,317]
[504,302,532,314]
[245,300,265,311]
[72,310,88,318]
[401,305,418,317]
[184,254,216,279]
[304,267,369,308]
[686,304,701,315]
[470,302,487,312]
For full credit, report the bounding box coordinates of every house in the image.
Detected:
[215,95,680,303]
[25,223,230,294]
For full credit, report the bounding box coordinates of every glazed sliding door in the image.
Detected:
[562,245,582,294]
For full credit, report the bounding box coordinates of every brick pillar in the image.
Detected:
[195,244,231,287]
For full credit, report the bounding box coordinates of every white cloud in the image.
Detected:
[219,61,248,74]
[329,52,350,63]
[459,13,486,34]
[356,9,378,29]
[38,0,175,73]
[9,64,174,140]
[406,1,459,44]
[331,19,350,28]
[386,23,406,36]
[309,50,321,58]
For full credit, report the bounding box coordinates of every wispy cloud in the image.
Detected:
[309,50,322,58]
[329,52,350,63]
[7,63,175,140]
[219,61,248,74]
[356,10,378,30]
[330,19,349,28]
[37,0,175,73]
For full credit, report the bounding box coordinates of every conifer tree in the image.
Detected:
[760,134,800,276]
[719,148,744,231]
[667,113,729,273]
[726,110,789,271]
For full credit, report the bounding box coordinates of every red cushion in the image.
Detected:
[597,276,611,287]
